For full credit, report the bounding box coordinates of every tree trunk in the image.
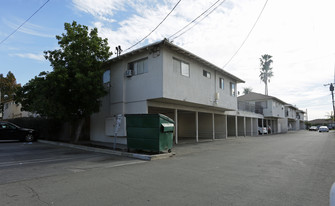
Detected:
[264,75,268,95]
[265,82,268,96]
[74,118,85,143]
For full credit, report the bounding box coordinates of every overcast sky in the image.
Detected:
[0,0,334,120]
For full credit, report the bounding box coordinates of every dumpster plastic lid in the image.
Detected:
[161,123,174,132]
[125,113,174,123]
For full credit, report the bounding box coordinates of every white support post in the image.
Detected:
[261,119,264,135]
[174,109,178,144]
[250,118,253,136]
[212,113,215,140]
[196,111,199,142]
[225,115,228,139]
[243,117,246,137]
[235,115,238,138]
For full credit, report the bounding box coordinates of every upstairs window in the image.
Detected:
[230,82,236,96]
[203,70,211,78]
[103,70,110,84]
[219,78,224,89]
[173,58,190,77]
[128,58,148,75]
[181,62,190,77]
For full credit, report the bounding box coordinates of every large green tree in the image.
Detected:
[16,21,112,142]
[259,54,273,96]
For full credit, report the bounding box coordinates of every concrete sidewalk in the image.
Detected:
[38,139,174,161]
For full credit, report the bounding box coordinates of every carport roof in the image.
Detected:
[104,39,245,83]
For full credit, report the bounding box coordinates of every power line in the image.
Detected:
[168,0,223,40]
[222,0,269,69]
[124,0,182,52]
[0,0,51,46]
[170,0,226,41]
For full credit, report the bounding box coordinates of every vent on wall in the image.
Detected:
[215,92,220,101]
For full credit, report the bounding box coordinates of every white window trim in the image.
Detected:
[173,58,190,78]
[219,77,224,89]
[203,70,211,79]
[128,58,148,76]
[230,82,236,97]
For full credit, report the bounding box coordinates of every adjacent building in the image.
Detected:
[238,92,305,133]
[2,100,34,120]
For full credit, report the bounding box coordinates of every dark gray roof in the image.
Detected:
[237,92,288,105]
[104,39,245,83]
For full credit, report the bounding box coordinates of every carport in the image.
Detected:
[258,118,279,134]
[237,116,245,136]
[147,100,265,144]
[214,114,227,139]
[236,111,262,137]
[245,117,258,136]
[227,115,237,137]
[288,118,297,131]
[148,101,230,144]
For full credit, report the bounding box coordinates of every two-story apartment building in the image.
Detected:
[238,92,287,133]
[238,92,305,133]
[285,104,305,130]
[297,110,306,129]
[91,39,263,145]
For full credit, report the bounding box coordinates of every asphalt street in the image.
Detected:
[1,130,335,206]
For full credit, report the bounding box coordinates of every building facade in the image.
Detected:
[91,40,263,145]
[91,40,305,145]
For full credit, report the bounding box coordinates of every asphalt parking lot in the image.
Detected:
[1,130,335,205]
[0,141,145,184]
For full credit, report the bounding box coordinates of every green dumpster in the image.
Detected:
[125,114,174,153]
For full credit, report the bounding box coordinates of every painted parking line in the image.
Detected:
[105,160,146,168]
[0,156,101,168]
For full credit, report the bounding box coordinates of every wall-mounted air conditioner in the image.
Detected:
[125,70,134,77]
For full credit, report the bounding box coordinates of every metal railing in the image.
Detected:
[238,102,264,115]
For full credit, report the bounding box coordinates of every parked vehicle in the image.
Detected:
[309,126,318,131]
[0,121,38,142]
[319,126,329,132]
[258,127,268,135]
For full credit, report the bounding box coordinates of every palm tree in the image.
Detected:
[243,87,253,95]
[259,54,273,95]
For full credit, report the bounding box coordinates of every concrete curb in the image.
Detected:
[38,140,174,161]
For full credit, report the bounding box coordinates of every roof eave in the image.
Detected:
[103,39,245,83]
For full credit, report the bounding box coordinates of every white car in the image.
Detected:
[258,127,268,135]
[319,126,329,132]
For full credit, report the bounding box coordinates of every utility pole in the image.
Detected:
[0,90,1,119]
[324,82,335,122]
[0,87,2,120]
[324,66,335,123]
